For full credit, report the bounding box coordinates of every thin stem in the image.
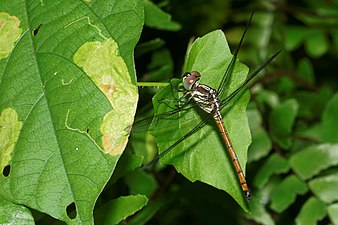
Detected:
[137,82,169,87]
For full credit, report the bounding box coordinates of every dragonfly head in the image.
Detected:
[183,71,201,90]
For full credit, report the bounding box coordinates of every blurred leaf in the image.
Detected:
[247,108,272,162]
[135,38,165,58]
[125,170,158,196]
[333,29,338,51]
[296,58,315,84]
[274,76,297,95]
[285,26,310,51]
[150,30,251,211]
[296,6,338,26]
[94,195,148,225]
[247,106,262,130]
[290,144,338,180]
[110,153,143,183]
[128,195,170,225]
[270,175,308,213]
[328,203,338,225]
[318,93,338,143]
[247,193,275,225]
[254,153,290,188]
[146,48,174,81]
[171,0,230,35]
[0,1,143,224]
[295,197,326,225]
[144,0,181,31]
[178,181,244,225]
[0,197,34,225]
[269,99,299,149]
[248,127,272,162]
[255,89,280,109]
[294,87,331,120]
[309,171,338,203]
[305,30,329,58]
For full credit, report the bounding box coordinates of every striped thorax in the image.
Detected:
[182,71,221,115]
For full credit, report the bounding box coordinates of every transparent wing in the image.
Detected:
[130,103,198,133]
[216,12,254,97]
[221,50,281,107]
[141,112,214,169]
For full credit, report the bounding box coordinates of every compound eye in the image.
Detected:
[183,72,191,78]
[190,71,201,78]
[183,71,200,90]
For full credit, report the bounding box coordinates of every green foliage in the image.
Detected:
[1,0,338,225]
[0,197,34,225]
[270,175,308,212]
[295,197,326,225]
[94,195,148,225]
[150,30,250,211]
[0,0,143,224]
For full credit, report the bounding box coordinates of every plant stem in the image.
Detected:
[137,82,169,87]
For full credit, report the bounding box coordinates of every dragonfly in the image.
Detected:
[136,12,280,201]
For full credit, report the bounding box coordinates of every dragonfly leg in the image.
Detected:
[159,89,190,106]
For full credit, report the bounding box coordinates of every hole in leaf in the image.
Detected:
[86,128,89,133]
[2,165,10,177]
[66,202,77,219]
[32,24,43,36]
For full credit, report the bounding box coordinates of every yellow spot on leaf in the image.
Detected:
[73,39,138,156]
[0,108,22,172]
[0,12,22,59]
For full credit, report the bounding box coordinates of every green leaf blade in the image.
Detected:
[295,197,326,225]
[0,1,143,224]
[318,93,338,143]
[309,171,338,203]
[268,99,299,149]
[328,203,338,225]
[0,197,35,225]
[254,153,290,189]
[94,195,148,225]
[151,30,251,211]
[290,144,338,180]
[144,0,181,31]
[270,175,308,212]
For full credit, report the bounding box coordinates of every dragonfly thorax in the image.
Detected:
[183,71,221,114]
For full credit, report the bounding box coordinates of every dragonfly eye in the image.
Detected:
[183,71,201,90]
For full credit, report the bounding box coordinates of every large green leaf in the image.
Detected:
[150,30,251,211]
[0,1,143,224]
